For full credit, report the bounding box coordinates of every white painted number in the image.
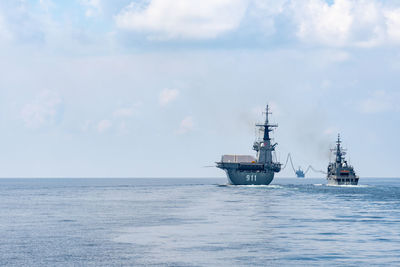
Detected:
[246,174,257,182]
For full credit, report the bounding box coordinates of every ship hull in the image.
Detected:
[327,176,359,185]
[225,169,274,185]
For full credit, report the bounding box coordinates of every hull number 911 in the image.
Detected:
[246,174,257,182]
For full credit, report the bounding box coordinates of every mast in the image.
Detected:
[332,133,346,164]
[336,134,342,163]
[254,105,279,164]
[256,105,278,142]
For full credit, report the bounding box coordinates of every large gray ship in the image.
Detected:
[327,134,359,185]
[216,105,281,185]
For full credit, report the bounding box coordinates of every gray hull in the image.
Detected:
[327,176,359,185]
[225,170,274,185]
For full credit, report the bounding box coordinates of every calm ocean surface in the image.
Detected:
[0,177,399,266]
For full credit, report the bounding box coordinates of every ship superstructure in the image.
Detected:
[327,134,359,185]
[216,105,281,185]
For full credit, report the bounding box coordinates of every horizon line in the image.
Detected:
[0,177,398,179]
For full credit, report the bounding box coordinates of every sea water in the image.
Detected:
[0,178,399,266]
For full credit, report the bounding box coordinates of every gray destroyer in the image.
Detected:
[216,105,281,185]
[327,134,359,185]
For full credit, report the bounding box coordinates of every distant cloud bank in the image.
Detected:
[113,0,400,47]
[0,0,400,49]
[115,0,248,40]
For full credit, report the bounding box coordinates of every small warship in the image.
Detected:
[295,167,305,178]
[216,105,281,185]
[327,134,359,185]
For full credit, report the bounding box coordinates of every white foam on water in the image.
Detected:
[326,184,371,188]
[265,185,285,189]
[224,184,284,189]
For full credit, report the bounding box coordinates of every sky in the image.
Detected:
[0,0,400,178]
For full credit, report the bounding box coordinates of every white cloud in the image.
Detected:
[79,0,101,17]
[385,8,400,43]
[112,0,400,46]
[113,107,135,117]
[247,0,287,35]
[176,116,194,134]
[292,0,358,46]
[295,0,353,45]
[159,88,179,106]
[83,104,140,134]
[21,91,63,129]
[113,103,141,118]
[289,0,400,47]
[3,0,400,49]
[97,119,112,133]
[359,90,400,114]
[115,0,248,39]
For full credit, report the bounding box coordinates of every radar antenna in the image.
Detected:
[255,105,278,141]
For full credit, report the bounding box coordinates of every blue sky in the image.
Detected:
[0,0,399,178]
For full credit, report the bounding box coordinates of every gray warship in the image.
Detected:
[327,134,359,185]
[216,105,281,185]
